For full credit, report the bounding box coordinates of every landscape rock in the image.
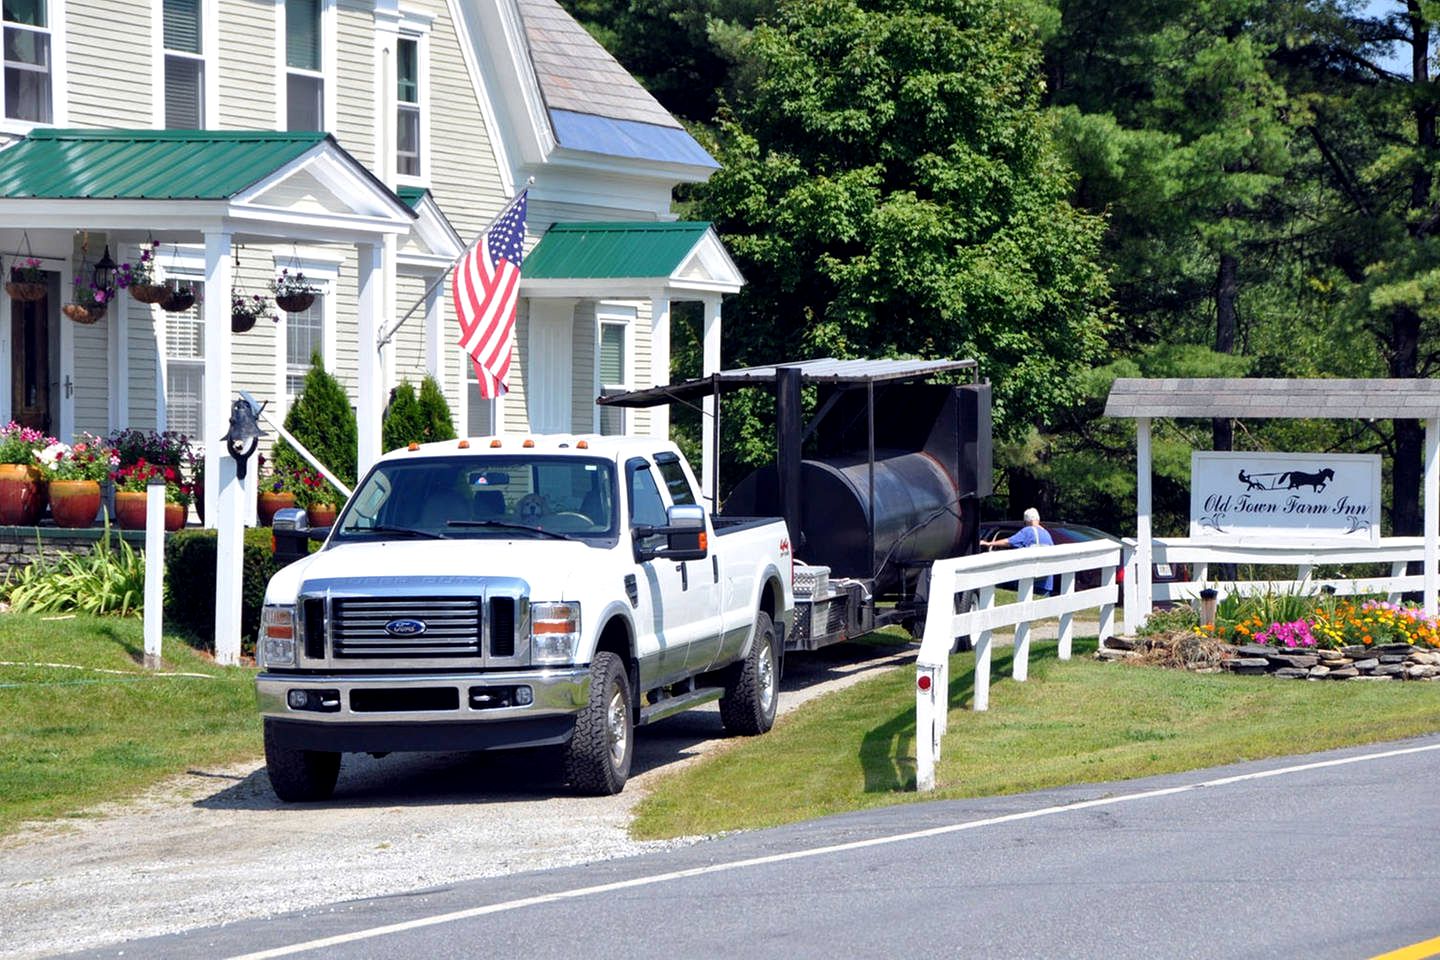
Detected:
[1374,663,1405,677]
[1104,636,1137,651]
[1410,650,1440,666]
[1308,665,1330,678]
[1379,655,1408,664]
[1352,658,1379,671]
[1095,648,1133,662]
[1407,665,1440,679]
[1341,645,1371,658]
[1326,667,1360,679]
[1317,648,1349,661]
[1272,667,1309,679]
[1238,644,1274,657]
[1265,654,1319,669]
[1376,644,1415,656]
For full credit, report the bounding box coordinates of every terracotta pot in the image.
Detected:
[306,504,338,527]
[49,479,101,528]
[0,463,45,525]
[164,501,185,531]
[114,490,148,530]
[258,491,295,527]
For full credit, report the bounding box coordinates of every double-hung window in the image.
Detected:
[396,36,421,177]
[163,0,204,128]
[598,321,627,435]
[285,0,323,130]
[3,0,52,123]
[164,285,205,438]
[284,294,324,402]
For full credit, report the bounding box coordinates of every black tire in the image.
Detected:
[263,720,341,803]
[720,610,780,736]
[952,589,978,653]
[564,652,633,795]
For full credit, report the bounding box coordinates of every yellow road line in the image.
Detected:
[1371,935,1440,960]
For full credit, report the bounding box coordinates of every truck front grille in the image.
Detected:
[331,597,482,659]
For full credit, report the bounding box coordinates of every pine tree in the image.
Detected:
[272,354,358,486]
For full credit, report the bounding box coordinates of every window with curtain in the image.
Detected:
[285,295,324,401]
[165,286,205,438]
[163,0,203,128]
[396,36,421,177]
[3,0,52,123]
[598,321,628,436]
[285,0,322,130]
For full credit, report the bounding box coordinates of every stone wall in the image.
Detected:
[1098,635,1440,680]
[0,525,149,578]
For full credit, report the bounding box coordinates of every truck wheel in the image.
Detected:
[720,610,779,736]
[564,652,633,796]
[263,720,340,803]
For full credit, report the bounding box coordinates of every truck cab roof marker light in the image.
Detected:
[576,440,588,449]
[408,442,420,451]
[490,439,503,448]
[458,439,470,449]
[523,438,535,448]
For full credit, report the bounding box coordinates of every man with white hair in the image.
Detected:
[980,507,1056,595]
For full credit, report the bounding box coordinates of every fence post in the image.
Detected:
[1121,542,1139,634]
[1057,571,1075,661]
[142,478,165,670]
[1013,576,1034,682]
[916,662,940,792]
[974,585,994,712]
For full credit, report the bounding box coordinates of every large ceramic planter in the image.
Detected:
[0,463,45,525]
[258,491,295,527]
[306,504,338,528]
[114,490,148,530]
[49,479,101,528]
[164,502,185,531]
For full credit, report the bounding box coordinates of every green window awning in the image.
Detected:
[525,221,714,279]
[0,129,331,199]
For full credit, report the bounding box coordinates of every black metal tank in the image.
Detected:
[725,449,963,593]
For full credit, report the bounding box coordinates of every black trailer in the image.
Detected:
[598,358,993,650]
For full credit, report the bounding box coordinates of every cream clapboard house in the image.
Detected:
[0,0,744,517]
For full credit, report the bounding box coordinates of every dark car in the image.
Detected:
[977,520,1187,601]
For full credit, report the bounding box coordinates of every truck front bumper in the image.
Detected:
[256,666,590,753]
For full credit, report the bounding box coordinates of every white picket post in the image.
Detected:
[143,478,165,670]
[1057,571,1075,661]
[1013,576,1033,682]
[916,662,939,792]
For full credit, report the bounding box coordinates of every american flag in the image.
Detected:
[454,189,528,398]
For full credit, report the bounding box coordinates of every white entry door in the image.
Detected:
[526,301,573,433]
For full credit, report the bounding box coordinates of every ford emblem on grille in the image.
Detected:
[384,618,428,637]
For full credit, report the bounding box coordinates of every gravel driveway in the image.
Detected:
[0,641,919,960]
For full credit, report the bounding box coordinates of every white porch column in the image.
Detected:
[1134,417,1153,632]
[108,282,129,432]
[424,272,445,394]
[649,294,671,439]
[356,242,384,475]
[700,295,722,509]
[1426,416,1438,617]
[201,230,244,666]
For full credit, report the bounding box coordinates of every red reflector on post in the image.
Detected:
[917,674,932,692]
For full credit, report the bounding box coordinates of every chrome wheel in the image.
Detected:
[758,637,777,715]
[606,681,629,765]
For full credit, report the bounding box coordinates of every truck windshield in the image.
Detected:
[334,455,618,541]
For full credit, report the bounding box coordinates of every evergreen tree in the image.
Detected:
[382,376,457,453]
[272,354,358,487]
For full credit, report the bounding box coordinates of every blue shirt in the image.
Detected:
[1007,525,1055,593]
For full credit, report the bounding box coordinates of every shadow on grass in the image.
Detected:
[93,620,143,663]
[859,642,1071,793]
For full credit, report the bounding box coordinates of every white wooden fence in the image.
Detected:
[915,536,1432,792]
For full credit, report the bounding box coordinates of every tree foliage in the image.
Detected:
[272,355,358,487]
[695,0,1111,468]
[382,376,458,453]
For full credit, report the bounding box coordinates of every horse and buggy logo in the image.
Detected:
[1237,467,1335,493]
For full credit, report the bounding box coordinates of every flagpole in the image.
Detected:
[375,177,533,350]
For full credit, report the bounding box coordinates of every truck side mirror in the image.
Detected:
[633,504,708,562]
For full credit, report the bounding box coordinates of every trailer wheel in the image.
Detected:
[564,652,633,796]
[951,589,977,653]
[720,610,779,736]
[263,720,341,803]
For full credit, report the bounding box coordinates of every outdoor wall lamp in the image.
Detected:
[222,397,266,479]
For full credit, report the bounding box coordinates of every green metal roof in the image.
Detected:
[0,129,330,199]
[397,186,428,209]
[524,221,712,279]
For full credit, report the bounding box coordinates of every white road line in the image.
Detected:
[225,740,1440,960]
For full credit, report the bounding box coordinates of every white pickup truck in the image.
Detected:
[255,435,793,799]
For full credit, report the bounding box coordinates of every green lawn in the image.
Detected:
[0,612,260,836]
[631,637,1440,839]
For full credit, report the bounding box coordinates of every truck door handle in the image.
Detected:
[678,563,688,590]
[712,555,719,583]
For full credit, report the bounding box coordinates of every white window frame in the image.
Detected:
[154,246,207,437]
[1,0,67,135]
[394,13,431,186]
[271,251,339,423]
[274,0,335,132]
[593,302,634,435]
[151,0,218,129]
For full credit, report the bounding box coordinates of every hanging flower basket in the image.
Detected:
[160,283,196,313]
[5,280,45,302]
[129,283,169,304]
[62,302,106,324]
[274,291,315,313]
[231,312,257,333]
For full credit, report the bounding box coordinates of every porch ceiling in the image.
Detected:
[0,129,415,244]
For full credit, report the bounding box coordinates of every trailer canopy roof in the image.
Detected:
[1104,378,1440,419]
[598,357,979,408]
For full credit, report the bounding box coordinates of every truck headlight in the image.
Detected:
[530,601,580,664]
[260,605,297,668]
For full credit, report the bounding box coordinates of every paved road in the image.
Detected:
[64,734,1440,960]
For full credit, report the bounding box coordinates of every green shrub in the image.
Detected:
[382,375,456,452]
[272,353,357,487]
[1138,603,1198,636]
[2,525,146,617]
[164,527,282,655]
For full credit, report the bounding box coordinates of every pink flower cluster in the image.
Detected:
[1253,619,1317,648]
